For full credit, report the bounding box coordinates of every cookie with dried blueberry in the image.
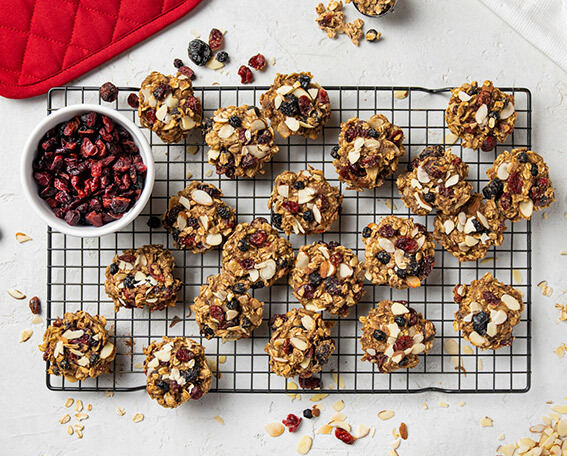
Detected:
[138,71,202,144]
[396,146,472,215]
[144,337,212,408]
[260,72,331,140]
[453,273,524,350]
[359,301,435,373]
[445,80,516,151]
[333,114,405,191]
[433,193,506,262]
[484,148,554,221]
[221,217,294,290]
[290,241,364,317]
[205,105,279,178]
[362,215,436,289]
[191,273,264,341]
[162,182,236,253]
[39,311,116,382]
[105,244,183,312]
[265,308,335,378]
[268,167,343,235]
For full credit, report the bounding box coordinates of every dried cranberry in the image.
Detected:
[99,82,118,102]
[395,237,419,254]
[190,384,203,400]
[481,135,497,152]
[507,172,523,194]
[176,347,191,362]
[378,224,396,238]
[335,427,356,444]
[317,88,329,104]
[178,66,195,79]
[301,283,315,299]
[145,109,157,125]
[248,53,267,70]
[238,65,254,84]
[282,414,302,432]
[85,211,103,226]
[394,335,414,351]
[329,252,343,266]
[153,83,170,100]
[241,153,258,169]
[282,200,300,214]
[208,28,224,50]
[240,259,255,270]
[297,95,312,116]
[298,377,321,390]
[64,210,80,226]
[482,291,501,306]
[186,96,201,115]
[249,230,267,247]
[500,192,512,210]
[29,296,41,314]
[210,305,225,323]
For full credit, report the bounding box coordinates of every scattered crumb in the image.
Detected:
[554,344,566,358]
[269,57,276,66]
[498,433,505,440]
[16,232,32,243]
[186,170,193,179]
[205,169,213,177]
[480,256,495,264]
[132,413,144,423]
[310,393,329,402]
[117,407,126,416]
[538,280,553,297]
[19,328,33,342]
[169,315,182,328]
[480,416,494,427]
[513,269,522,284]
[439,402,449,408]
[333,400,345,412]
[423,402,428,410]
[219,355,227,364]
[399,422,408,440]
[213,415,225,425]
[394,90,409,100]
[459,401,466,407]
[186,145,199,155]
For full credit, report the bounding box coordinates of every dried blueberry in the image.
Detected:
[276,257,288,269]
[303,408,313,419]
[472,311,490,335]
[237,239,249,252]
[376,251,391,264]
[203,326,214,337]
[123,275,136,288]
[180,367,198,383]
[173,58,184,68]
[373,330,386,341]
[394,316,406,327]
[362,226,372,238]
[367,128,379,139]
[188,39,212,66]
[309,271,323,287]
[216,51,229,63]
[517,152,529,163]
[217,205,231,219]
[395,267,408,278]
[293,180,305,190]
[530,163,539,177]
[228,115,242,128]
[232,283,247,294]
[423,192,435,203]
[299,74,311,90]
[226,298,240,311]
[156,379,169,391]
[109,263,119,275]
[271,212,283,229]
[330,145,340,159]
[147,216,161,229]
[324,276,342,295]
[482,178,504,200]
[241,317,252,328]
[251,281,265,289]
[303,210,314,222]
[472,219,484,233]
[279,95,299,116]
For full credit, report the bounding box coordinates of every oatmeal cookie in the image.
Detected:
[359,301,435,373]
[445,80,516,151]
[453,273,524,350]
[204,105,279,178]
[315,1,346,38]
[332,114,405,191]
[260,72,331,140]
[269,166,343,235]
[290,241,364,316]
[39,311,115,382]
[362,216,436,289]
[347,0,396,16]
[433,193,506,262]
[138,71,202,144]
[396,146,472,215]
[221,217,294,290]
[191,273,264,341]
[265,308,335,378]
[105,245,182,312]
[483,148,555,221]
[144,337,212,408]
[162,182,236,253]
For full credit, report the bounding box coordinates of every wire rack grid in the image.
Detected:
[45,84,531,394]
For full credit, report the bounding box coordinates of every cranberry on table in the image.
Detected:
[238,65,254,84]
[208,28,224,51]
[99,82,118,102]
[248,53,267,71]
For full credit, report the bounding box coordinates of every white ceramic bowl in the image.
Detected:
[21,104,154,237]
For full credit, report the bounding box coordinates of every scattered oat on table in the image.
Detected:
[19,328,33,342]
[8,288,26,300]
[75,400,83,412]
[394,90,408,100]
[378,410,395,421]
[65,398,74,408]
[213,415,224,425]
[117,407,126,416]
[132,413,144,423]
[439,402,449,408]
[554,344,566,358]
[538,280,553,296]
[16,232,32,243]
[59,414,71,424]
[333,400,345,412]
[480,416,493,427]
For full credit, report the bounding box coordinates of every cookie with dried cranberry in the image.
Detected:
[445,80,516,151]
[105,244,182,312]
[265,308,335,378]
[362,215,436,289]
[204,105,279,178]
[396,146,472,215]
[191,273,264,341]
[39,311,116,382]
[221,217,294,290]
[260,72,331,140]
[483,148,554,221]
[290,241,364,316]
[333,114,405,191]
[359,301,435,373]
[138,71,202,144]
[162,182,236,253]
[347,0,396,16]
[268,166,343,235]
[144,337,212,408]
[315,1,347,38]
[453,273,524,350]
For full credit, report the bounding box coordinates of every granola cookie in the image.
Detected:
[344,18,364,46]
[138,71,202,144]
[39,311,115,382]
[483,148,555,221]
[396,146,472,215]
[265,308,335,378]
[347,0,396,16]
[290,241,364,317]
[453,273,524,350]
[445,80,516,151]
[105,245,182,312]
[315,1,346,38]
[221,217,294,290]
[433,194,506,262]
[260,72,331,140]
[144,337,212,408]
[362,216,435,289]
[191,273,264,341]
[269,166,343,235]
[359,301,435,373]
[332,114,405,191]
[204,105,279,178]
[162,182,236,253]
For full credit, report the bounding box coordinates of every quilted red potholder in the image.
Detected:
[0,0,203,99]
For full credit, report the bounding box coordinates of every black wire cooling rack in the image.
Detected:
[45,84,532,394]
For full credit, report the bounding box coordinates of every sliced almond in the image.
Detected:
[296,251,309,269]
[458,91,472,102]
[319,261,335,279]
[475,104,488,125]
[297,436,312,455]
[391,301,409,315]
[445,174,459,187]
[312,205,322,224]
[464,235,479,247]
[100,342,115,360]
[501,294,521,311]
[500,102,515,120]
[277,185,289,198]
[265,422,284,437]
[226,310,239,320]
[218,124,235,139]
[297,188,315,204]
[205,233,223,246]
[519,200,533,218]
[285,117,300,132]
[276,85,294,95]
[178,195,192,210]
[338,263,353,279]
[191,189,213,206]
[301,315,315,331]
[348,149,360,164]
[497,163,510,180]
[317,424,333,434]
[8,288,26,300]
[378,410,395,421]
[394,90,409,99]
[416,166,430,184]
[290,337,308,351]
[464,218,477,234]
[443,219,455,235]
[16,232,32,243]
[378,238,395,253]
[469,331,486,346]
[333,400,345,412]
[491,310,508,325]
[259,259,276,280]
[19,328,33,342]
[356,424,370,439]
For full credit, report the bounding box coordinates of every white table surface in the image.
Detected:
[1,0,566,454]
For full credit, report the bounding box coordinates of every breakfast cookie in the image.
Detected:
[260,72,331,140]
[445,80,516,151]
[162,182,236,253]
[359,301,435,373]
[396,146,472,215]
[39,311,115,382]
[265,308,335,378]
[269,166,343,235]
[347,0,396,16]
[105,245,182,312]
[315,1,346,38]
[453,273,524,350]
[144,337,212,408]
[362,216,436,289]
[332,114,405,191]
[289,241,365,316]
[483,148,555,221]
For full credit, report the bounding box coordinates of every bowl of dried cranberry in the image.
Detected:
[21,104,154,237]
